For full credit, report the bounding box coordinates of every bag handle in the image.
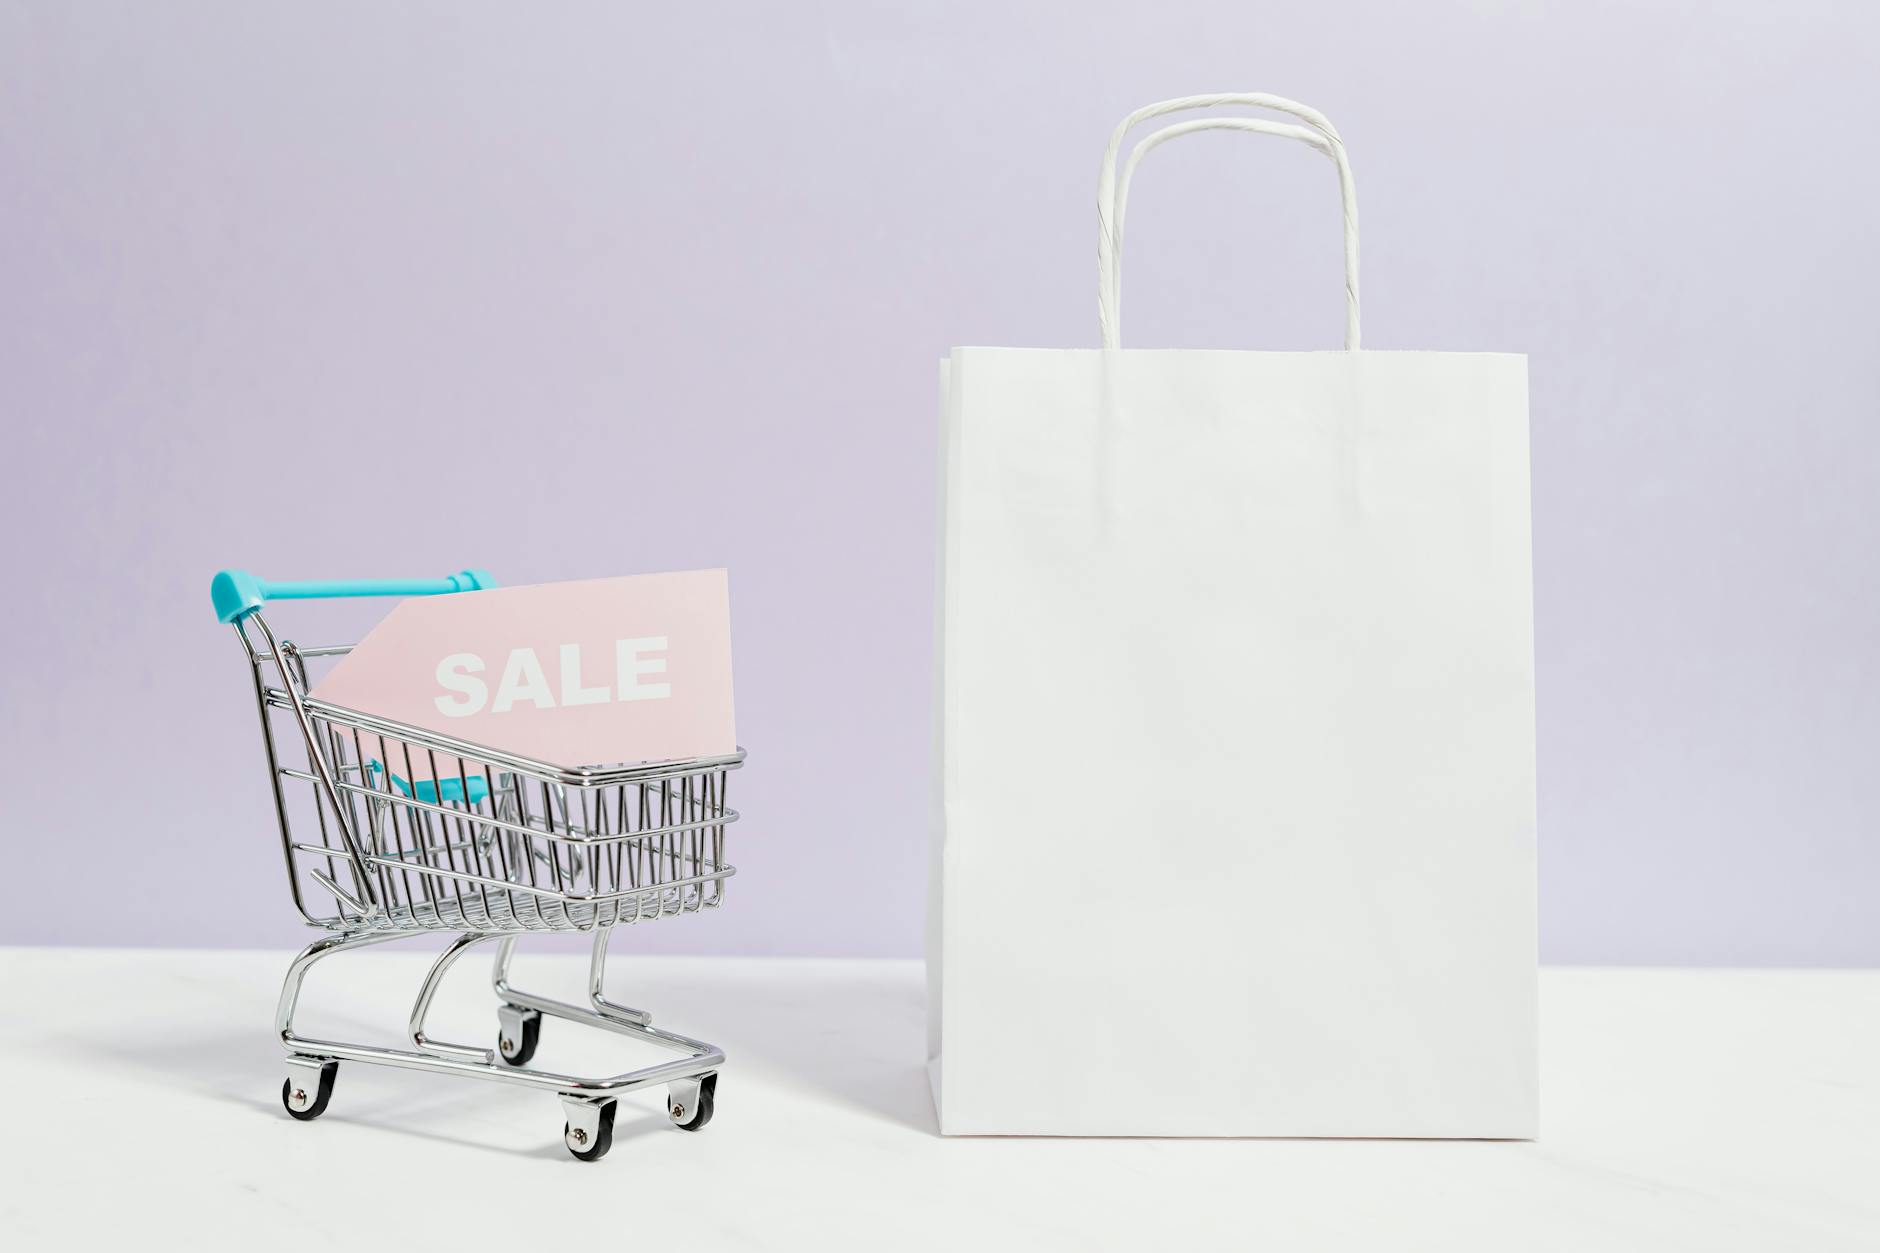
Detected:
[1097,94,1361,350]
[1109,119,1359,349]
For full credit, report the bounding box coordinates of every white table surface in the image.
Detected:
[0,947,1873,1250]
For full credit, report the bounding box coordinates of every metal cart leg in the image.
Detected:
[490,926,724,1145]
[490,928,652,1028]
[409,932,503,1062]
[275,930,402,1122]
[273,926,724,1160]
[588,928,654,1026]
[277,929,406,1045]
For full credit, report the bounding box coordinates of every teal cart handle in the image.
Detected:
[211,569,495,623]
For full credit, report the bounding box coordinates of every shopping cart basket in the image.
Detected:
[213,568,743,1161]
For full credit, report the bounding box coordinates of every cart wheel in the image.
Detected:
[564,1100,616,1162]
[670,1072,717,1132]
[497,1005,541,1066]
[282,1061,338,1121]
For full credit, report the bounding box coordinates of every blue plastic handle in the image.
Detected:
[212,568,495,623]
[370,761,491,807]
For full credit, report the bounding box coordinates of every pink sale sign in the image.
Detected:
[312,570,737,770]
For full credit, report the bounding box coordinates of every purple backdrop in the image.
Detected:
[2,1,1875,963]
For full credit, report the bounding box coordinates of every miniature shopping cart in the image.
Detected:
[213,568,742,1161]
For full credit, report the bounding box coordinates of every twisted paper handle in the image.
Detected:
[1097,94,1360,350]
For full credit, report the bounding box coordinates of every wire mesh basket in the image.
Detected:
[253,645,741,934]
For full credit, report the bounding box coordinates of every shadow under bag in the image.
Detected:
[929,93,1538,1137]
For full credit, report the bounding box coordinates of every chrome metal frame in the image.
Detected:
[233,606,743,1157]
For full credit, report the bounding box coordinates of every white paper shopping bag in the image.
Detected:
[928,94,1538,1137]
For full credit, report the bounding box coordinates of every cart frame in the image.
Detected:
[216,568,742,1160]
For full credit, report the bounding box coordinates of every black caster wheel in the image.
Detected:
[497,1006,542,1066]
[670,1072,717,1132]
[282,1061,337,1121]
[564,1100,616,1162]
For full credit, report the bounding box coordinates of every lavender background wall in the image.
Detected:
[2,1,1875,963]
